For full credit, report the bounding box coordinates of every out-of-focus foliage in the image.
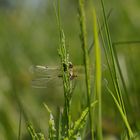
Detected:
[0,0,139,139]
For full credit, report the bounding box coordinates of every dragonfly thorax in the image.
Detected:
[68,62,77,80]
[62,62,77,80]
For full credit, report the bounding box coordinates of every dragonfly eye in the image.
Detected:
[62,62,73,71]
[68,62,73,68]
[63,63,67,72]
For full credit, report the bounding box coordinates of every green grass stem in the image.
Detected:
[54,1,72,138]
[92,9,103,140]
[106,86,134,138]
[99,0,134,137]
[78,0,94,139]
[88,8,113,54]
[100,0,126,115]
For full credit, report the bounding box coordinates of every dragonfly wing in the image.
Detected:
[30,65,62,88]
[30,65,61,77]
[74,64,107,77]
[31,76,62,88]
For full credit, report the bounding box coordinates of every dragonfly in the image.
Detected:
[30,62,80,88]
[30,62,106,88]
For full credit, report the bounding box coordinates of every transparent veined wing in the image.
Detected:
[73,64,107,76]
[29,63,107,88]
[31,77,63,88]
[30,65,61,77]
[30,65,62,88]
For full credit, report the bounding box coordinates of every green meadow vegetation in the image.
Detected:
[0,0,140,140]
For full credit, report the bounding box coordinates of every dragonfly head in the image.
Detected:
[62,62,77,80]
[68,62,73,69]
[62,62,73,72]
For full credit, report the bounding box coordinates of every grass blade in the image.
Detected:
[100,0,126,114]
[78,0,94,139]
[88,8,113,54]
[70,101,98,138]
[106,86,134,138]
[99,0,134,137]
[92,9,103,140]
[44,103,56,140]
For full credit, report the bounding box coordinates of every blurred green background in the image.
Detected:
[0,0,140,139]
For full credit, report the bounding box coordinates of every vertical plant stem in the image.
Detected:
[92,9,103,140]
[78,0,94,139]
[59,29,71,138]
[88,9,113,54]
[55,1,72,138]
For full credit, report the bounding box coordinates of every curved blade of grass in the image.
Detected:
[44,103,56,140]
[112,44,134,118]
[100,0,125,113]
[106,86,134,138]
[113,41,140,135]
[28,123,45,140]
[99,0,134,137]
[28,123,39,140]
[70,101,98,138]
